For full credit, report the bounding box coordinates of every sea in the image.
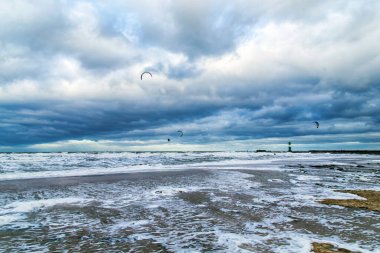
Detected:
[0,152,379,252]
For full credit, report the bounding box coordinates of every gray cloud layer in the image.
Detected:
[0,0,379,151]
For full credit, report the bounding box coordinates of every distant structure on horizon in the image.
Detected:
[288,142,292,152]
[256,149,267,152]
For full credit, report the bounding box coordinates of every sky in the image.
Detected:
[0,0,379,152]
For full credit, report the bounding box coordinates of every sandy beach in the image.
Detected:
[0,152,379,252]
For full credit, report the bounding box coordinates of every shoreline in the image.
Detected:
[0,150,379,154]
[0,155,378,252]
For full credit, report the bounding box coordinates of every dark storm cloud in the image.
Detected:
[0,99,221,146]
[0,0,379,151]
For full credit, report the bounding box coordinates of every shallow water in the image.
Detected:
[0,152,379,252]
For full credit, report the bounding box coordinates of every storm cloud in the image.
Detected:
[0,0,379,151]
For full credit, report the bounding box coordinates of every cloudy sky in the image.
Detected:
[0,0,379,151]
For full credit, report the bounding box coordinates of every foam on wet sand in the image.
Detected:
[0,152,379,252]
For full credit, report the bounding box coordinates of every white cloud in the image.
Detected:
[0,0,379,150]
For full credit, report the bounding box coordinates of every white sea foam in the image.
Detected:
[1,151,379,180]
[0,152,379,252]
[0,164,185,181]
[111,220,151,230]
[296,175,321,181]
[0,214,23,226]
[268,178,284,182]
[0,197,90,226]
[151,186,200,196]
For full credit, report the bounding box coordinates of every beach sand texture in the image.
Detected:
[320,190,380,212]
[312,242,359,253]
[0,152,379,252]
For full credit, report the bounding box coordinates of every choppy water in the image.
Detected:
[0,152,379,252]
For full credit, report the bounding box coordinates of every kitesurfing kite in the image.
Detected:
[314,121,320,128]
[140,71,152,80]
[177,130,183,137]
[167,138,171,142]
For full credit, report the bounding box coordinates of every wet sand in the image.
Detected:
[0,169,209,191]
[320,190,380,212]
[312,242,357,253]
[1,154,379,252]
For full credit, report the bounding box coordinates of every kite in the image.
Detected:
[140,71,152,80]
